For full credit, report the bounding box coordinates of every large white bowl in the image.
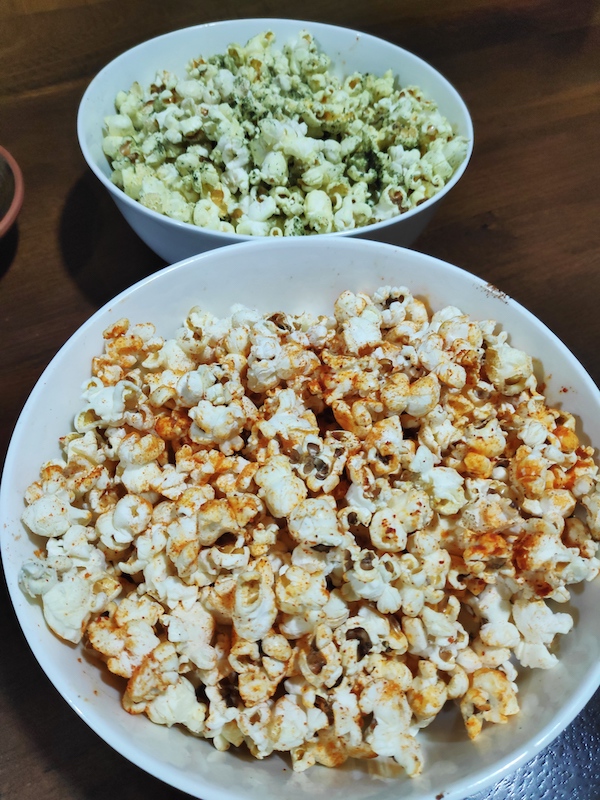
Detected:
[77,19,473,263]
[2,238,599,800]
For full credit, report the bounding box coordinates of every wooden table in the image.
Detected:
[1,1,599,798]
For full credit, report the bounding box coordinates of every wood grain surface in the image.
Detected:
[1,1,599,799]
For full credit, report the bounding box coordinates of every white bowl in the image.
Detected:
[77,19,473,263]
[2,238,599,800]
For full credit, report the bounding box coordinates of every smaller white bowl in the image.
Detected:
[77,19,473,263]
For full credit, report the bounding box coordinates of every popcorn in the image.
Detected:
[145,676,207,735]
[19,285,600,777]
[512,598,573,668]
[233,558,278,641]
[97,493,153,551]
[104,31,468,237]
[163,601,217,670]
[21,486,92,538]
[37,568,120,644]
[122,641,180,713]
[288,497,344,548]
[254,455,307,517]
[460,668,519,739]
[87,593,163,677]
[359,678,422,775]
[407,659,448,727]
[484,338,535,396]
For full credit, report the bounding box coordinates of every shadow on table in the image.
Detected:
[0,224,19,279]
[59,172,165,308]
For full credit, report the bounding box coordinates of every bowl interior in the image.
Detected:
[77,19,473,244]
[2,238,598,800]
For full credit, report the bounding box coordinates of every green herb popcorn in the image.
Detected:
[103,30,469,235]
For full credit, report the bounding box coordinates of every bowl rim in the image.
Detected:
[0,144,24,238]
[2,237,599,800]
[76,17,474,243]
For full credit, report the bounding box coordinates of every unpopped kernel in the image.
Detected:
[20,286,600,774]
[103,31,468,236]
